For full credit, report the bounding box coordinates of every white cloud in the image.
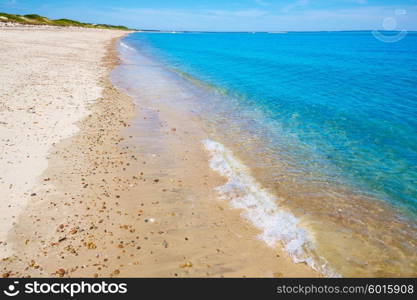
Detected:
[349,0,368,4]
[78,4,417,32]
[207,9,267,18]
[282,0,310,13]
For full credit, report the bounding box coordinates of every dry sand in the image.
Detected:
[0,26,318,277]
[0,26,128,259]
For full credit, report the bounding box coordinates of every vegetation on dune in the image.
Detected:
[0,12,25,22]
[23,14,48,22]
[0,12,131,30]
[96,24,129,30]
[52,18,85,26]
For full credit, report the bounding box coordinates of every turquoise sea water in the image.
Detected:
[119,32,417,276]
[125,31,417,212]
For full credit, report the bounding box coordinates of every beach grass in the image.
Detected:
[0,12,130,30]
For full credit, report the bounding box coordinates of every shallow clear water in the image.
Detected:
[117,32,417,277]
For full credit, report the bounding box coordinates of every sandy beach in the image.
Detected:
[0,26,318,278]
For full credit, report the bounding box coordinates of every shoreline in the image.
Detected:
[117,33,417,277]
[0,27,318,277]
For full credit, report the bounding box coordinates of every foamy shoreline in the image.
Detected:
[0,26,318,278]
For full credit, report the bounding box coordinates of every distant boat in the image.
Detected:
[268,31,288,34]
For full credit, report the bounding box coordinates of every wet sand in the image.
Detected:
[0,27,318,277]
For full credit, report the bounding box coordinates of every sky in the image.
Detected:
[1,0,417,31]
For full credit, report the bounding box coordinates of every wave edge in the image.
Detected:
[203,138,339,277]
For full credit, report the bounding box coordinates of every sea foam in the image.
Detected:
[120,41,135,51]
[203,139,337,276]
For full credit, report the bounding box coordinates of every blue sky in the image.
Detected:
[1,0,417,31]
